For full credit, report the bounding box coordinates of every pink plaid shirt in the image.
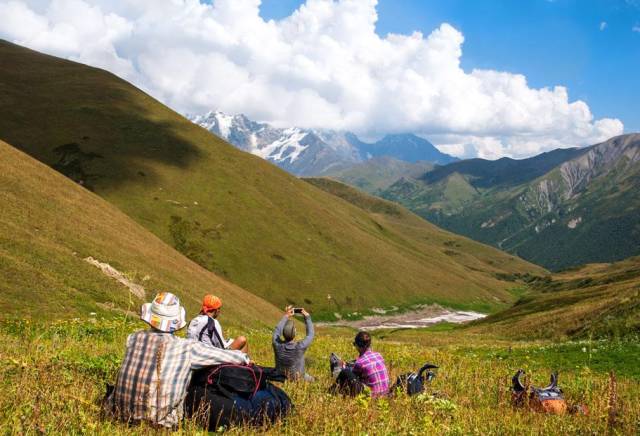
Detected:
[353,349,389,397]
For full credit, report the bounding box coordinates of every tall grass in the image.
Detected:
[0,318,638,434]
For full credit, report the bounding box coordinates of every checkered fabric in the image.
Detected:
[110,330,249,428]
[353,349,390,398]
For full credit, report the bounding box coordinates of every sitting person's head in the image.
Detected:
[353,331,371,354]
[201,294,223,318]
[282,320,296,342]
[140,292,187,334]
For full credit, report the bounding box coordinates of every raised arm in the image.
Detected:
[190,340,249,369]
[299,310,314,349]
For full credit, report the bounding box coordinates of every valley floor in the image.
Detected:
[0,318,638,435]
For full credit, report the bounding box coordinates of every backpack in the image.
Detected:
[393,363,438,396]
[511,369,567,415]
[187,365,292,431]
[331,367,365,397]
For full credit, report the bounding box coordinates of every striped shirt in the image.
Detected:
[353,349,390,398]
[109,329,249,428]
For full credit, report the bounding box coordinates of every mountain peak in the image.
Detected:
[190,111,453,175]
[359,133,458,165]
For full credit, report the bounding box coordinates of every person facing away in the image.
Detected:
[187,294,248,353]
[272,305,314,381]
[351,331,390,398]
[105,292,250,429]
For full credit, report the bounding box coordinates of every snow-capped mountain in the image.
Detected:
[189,111,360,175]
[189,111,457,176]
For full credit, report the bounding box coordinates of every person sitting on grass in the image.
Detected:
[104,292,250,429]
[331,331,390,398]
[272,306,314,381]
[187,294,248,353]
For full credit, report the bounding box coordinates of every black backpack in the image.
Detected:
[393,363,438,396]
[187,364,291,431]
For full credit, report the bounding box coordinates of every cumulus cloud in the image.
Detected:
[0,0,624,158]
[599,21,607,31]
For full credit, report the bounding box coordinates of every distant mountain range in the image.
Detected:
[189,111,457,176]
[380,134,640,270]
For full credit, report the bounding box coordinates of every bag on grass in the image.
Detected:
[511,369,567,415]
[393,363,438,396]
[186,364,292,431]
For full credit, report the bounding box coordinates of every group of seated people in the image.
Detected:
[105,291,390,429]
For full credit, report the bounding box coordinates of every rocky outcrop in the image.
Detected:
[559,134,640,199]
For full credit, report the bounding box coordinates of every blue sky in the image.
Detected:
[262,0,640,132]
[2,0,634,157]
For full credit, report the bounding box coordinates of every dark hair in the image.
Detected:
[354,331,371,349]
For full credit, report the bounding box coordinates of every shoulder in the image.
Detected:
[190,314,207,324]
[188,315,208,329]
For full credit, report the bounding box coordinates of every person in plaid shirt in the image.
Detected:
[104,292,250,429]
[352,331,390,397]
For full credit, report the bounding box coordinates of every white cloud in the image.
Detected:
[633,24,640,32]
[599,21,607,31]
[0,0,624,159]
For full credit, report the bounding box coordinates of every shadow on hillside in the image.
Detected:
[0,40,207,191]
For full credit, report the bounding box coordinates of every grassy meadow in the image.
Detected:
[1,317,638,435]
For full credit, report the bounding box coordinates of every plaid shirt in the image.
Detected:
[108,330,249,428]
[353,349,389,397]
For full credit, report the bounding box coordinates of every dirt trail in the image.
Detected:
[84,256,146,299]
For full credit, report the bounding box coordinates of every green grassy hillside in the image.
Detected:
[475,256,640,339]
[0,40,543,318]
[0,139,279,324]
[382,135,640,270]
[326,156,433,194]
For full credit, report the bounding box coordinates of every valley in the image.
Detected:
[1,2,639,434]
[0,39,543,320]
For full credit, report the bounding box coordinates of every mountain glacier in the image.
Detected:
[189,111,456,176]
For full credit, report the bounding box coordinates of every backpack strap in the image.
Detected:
[198,317,226,348]
[418,363,438,378]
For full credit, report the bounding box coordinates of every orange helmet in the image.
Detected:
[201,294,222,312]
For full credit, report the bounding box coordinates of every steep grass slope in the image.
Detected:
[0,40,542,317]
[0,139,279,324]
[304,178,547,311]
[475,256,640,339]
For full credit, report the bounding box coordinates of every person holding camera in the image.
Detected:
[272,305,314,381]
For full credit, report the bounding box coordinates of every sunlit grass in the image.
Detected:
[1,318,638,434]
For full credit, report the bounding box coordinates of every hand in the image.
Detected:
[285,305,294,318]
[301,308,309,317]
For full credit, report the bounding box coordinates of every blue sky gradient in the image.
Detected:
[261,0,640,132]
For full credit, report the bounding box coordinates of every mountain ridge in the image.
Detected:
[381,133,640,270]
[0,39,544,318]
[0,138,279,323]
[189,110,456,176]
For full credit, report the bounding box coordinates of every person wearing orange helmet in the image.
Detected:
[187,294,248,353]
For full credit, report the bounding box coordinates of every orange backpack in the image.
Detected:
[511,369,567,415]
